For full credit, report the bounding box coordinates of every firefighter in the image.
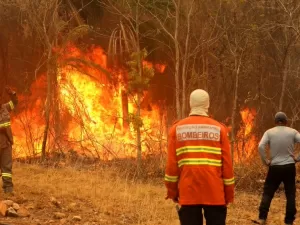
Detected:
[164,89,234,225]
[257,112,300,225]
[0,86,18,194]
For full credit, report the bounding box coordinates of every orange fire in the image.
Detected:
[9,43,258,161]
[11,44,167,159]
[235,108,257,162]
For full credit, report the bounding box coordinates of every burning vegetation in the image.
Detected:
[11,44,167,160]
[9,43,259,162]
[3,0,294,164]
[0,0,299,224]
[9,44,260,162]
[235,108,258,162]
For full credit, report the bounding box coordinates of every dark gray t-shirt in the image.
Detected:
[258,126,300,166]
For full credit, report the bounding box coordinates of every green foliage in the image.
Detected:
[126,48,155,94]
[128,112,144,130]
[125,49,154,130]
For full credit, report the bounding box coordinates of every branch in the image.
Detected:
[62,57,112,81]
[139,3,175,41]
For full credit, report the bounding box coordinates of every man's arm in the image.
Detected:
[221,126,234,205]
[294,131,300,143]
[4,87,18,112]
[293,131,300,161]
[258,132,269,165]
[164,126,180,201]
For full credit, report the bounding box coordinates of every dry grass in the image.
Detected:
[0,163,300,225]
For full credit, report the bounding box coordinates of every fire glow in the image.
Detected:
[9,44,258,161]
[11,44,167,159]
[235,108,257,162]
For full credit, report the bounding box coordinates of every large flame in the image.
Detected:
[11,44,167,159]
[235,108,257,162]
[9,43,258,161]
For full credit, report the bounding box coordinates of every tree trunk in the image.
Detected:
[279,56,289,111]
[205,53,209,92]
[53,62,60,151]
[230,56,240,163]
[181,1,193,118]
[121,90,129,130]
[0,35,8,100]
[136,92,142,175]
[41,49,53,161]
[174,0,181,119]
[135,1,142,176]
[41,46,58,160]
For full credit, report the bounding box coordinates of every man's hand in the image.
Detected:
[165,195,179,203]
[265,159,271,166]
[225,198,233,206]
[293,155,299,163]
[172,197,179,203]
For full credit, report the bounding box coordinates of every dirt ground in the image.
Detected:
[0,163,299,225]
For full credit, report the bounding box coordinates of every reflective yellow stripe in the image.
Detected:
[8,101,14,110]
[176,146,221,156]
[223,177,235,185]
[164,175,178,182]
[0,122,11,128]
[9,101,14,110]
[178,158,222,167]
[2,173,12,178]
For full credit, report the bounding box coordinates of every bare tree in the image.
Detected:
[275,0,300,111]
[157,0,231,118]
[101,0,155,174]
[7,0,90,160]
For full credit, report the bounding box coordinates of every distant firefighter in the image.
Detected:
[164,89,234,225]
[0,86,18,194]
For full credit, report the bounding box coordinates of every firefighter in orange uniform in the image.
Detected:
[164,89,234,225]
[0,86,18,194]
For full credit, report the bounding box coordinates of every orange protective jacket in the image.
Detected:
[164,115,234,205]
